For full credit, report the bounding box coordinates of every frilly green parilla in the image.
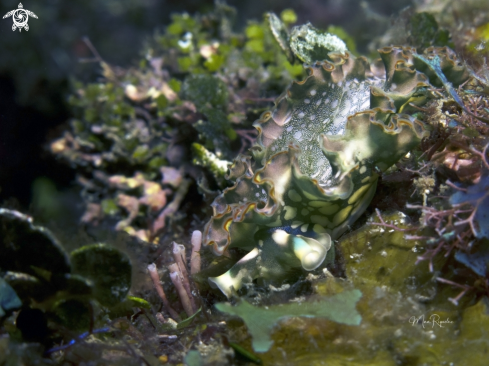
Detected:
[204,29,468,297]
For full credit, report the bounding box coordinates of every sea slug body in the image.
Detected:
[203,43,468,297]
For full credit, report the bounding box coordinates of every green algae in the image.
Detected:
[0,209,71,279]
[249,212,489,365]
[409,12,452,49]
[191,143,230,185]
[71,243,132,307]
[203,211,489,365]
[215,289,362,353]
[289,23,347,64]
[1,209,134,338]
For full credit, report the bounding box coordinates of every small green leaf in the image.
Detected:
[225,127,237,141]
[168,78,181,93]
[167,22,183,35]
[178,57,193,72]
[177,307,202,329]
[283,61,304,78]
[245,39,264,53]
[229,342,262,364]
[148,156,167,169]
[204,54,225,72]
[101,199,119,215]
[128,296,151,309]
[132,145,149,161]
[245,24,264,39]
[155,94,168,110]
[280,9,297,25]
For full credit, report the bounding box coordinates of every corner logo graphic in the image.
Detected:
[3,3,38,32]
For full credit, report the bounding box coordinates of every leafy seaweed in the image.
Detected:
[409,12,452,49]
[0,209,134,346]
[215,289,362,352]
[0,208,70,278]
[177,307,202,329]
[71,243,132,306]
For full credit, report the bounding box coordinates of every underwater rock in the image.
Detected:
[203,31,470,297]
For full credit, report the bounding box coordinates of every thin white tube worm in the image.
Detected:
[172,242,189,274]
[172,242,197,313]
[190,230,202,275]
[147,263,180,321]
[169,263,194,317]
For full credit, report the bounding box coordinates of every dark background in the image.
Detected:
[0,0,411,210]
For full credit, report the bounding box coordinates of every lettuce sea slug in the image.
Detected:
[203,23,468,297]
